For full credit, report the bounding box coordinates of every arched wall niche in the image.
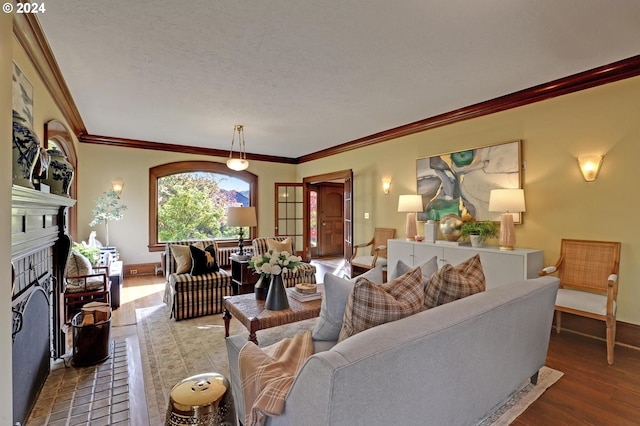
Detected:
[44,119,77,239]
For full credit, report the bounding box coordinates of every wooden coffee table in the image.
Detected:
[223,285,323,345]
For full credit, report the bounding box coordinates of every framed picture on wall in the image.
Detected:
[416,140,522,222]
[12,61,34,126]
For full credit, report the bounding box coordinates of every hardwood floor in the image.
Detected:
[34,259,640,425]
[514,332,640,425]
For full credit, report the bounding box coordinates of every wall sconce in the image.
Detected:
[578,154,603,182]
[489,188,526,250]
[111,177,124,195]
[382,178,391,194]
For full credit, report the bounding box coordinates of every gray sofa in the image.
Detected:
[226,276,559,426]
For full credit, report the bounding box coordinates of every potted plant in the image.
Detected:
[90,189,127,247]
[72,241,101,265]
[460,221,499,247]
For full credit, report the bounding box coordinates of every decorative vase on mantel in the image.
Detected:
[264,274,289,311]
[12,110,40,189]
[43,148,74,197]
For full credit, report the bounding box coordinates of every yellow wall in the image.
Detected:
[11,38,79,151]
[1,13,14,424]
[77,144,297,264]
[299,75,640,325]
[6,28,640,337]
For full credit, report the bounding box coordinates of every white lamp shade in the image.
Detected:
[578,154,603,182]
[398,195,423,212]
[488,189,526,213]
[226,158,249,171]
[227,206,257,227]
[111,177,124,195]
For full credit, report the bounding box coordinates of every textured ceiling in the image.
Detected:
[36,1,640,158]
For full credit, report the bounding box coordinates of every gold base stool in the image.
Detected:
[166,372,235,426]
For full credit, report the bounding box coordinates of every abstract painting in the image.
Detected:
[416,140,522,222]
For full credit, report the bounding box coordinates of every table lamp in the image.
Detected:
[488,189,525,250]
[398,195,423,240]
[227,206,257,258]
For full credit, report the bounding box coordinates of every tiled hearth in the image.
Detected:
[27,341,130,426]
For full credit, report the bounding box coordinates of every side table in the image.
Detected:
[109,261,124,309]
[230,258,259,295]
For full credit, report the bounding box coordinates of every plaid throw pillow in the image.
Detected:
[424,254,485,309]
[338,266,424,342]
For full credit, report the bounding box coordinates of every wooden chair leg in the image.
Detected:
[555,310,562,334]
[606,319,616,365]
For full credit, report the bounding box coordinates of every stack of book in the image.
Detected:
[287,287,322,302]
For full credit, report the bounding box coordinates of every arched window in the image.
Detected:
[45,119,77,238]
[148,161,257,251]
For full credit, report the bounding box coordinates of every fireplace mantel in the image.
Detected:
[11,185,75,260]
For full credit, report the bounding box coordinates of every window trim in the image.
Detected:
[148,160,258,251]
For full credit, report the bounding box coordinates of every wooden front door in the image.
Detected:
[302,169,353,262]
[317,183,344,257]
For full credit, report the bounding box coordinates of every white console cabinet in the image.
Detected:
[387,239,543,290]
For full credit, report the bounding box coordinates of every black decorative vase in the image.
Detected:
[254,275,270,301]
[264,274,289,311]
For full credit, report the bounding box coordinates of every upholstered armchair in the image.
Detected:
[163,240,232,320]
[251,236,317,287]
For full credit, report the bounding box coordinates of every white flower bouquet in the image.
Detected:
[248,249,303,278]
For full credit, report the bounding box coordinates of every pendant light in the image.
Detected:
[226,124,249,171]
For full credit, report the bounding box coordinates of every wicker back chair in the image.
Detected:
[350,228,396,279]
[539,239,621,364]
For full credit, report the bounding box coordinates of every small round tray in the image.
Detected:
[295,283,317,294]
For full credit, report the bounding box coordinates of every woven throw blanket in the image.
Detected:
[240,330,313,426]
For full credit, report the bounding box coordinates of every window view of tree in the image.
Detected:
[157,172,250,242]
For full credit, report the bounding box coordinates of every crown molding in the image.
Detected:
[14,13,640,164]
[298,54,640,163]
[13,12,86,136]
[80,133,298,164]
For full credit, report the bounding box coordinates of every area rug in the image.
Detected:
[136,303,562,425]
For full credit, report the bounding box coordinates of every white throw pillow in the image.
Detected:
[312,273,355,341]
[356,264,384,284]
[66,250,93,286]
[170,242,204,274]
[394,256,438,290]
[312,266,385,341]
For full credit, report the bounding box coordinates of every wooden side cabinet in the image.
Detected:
[231,259,260,295]
[387,239,543,290]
